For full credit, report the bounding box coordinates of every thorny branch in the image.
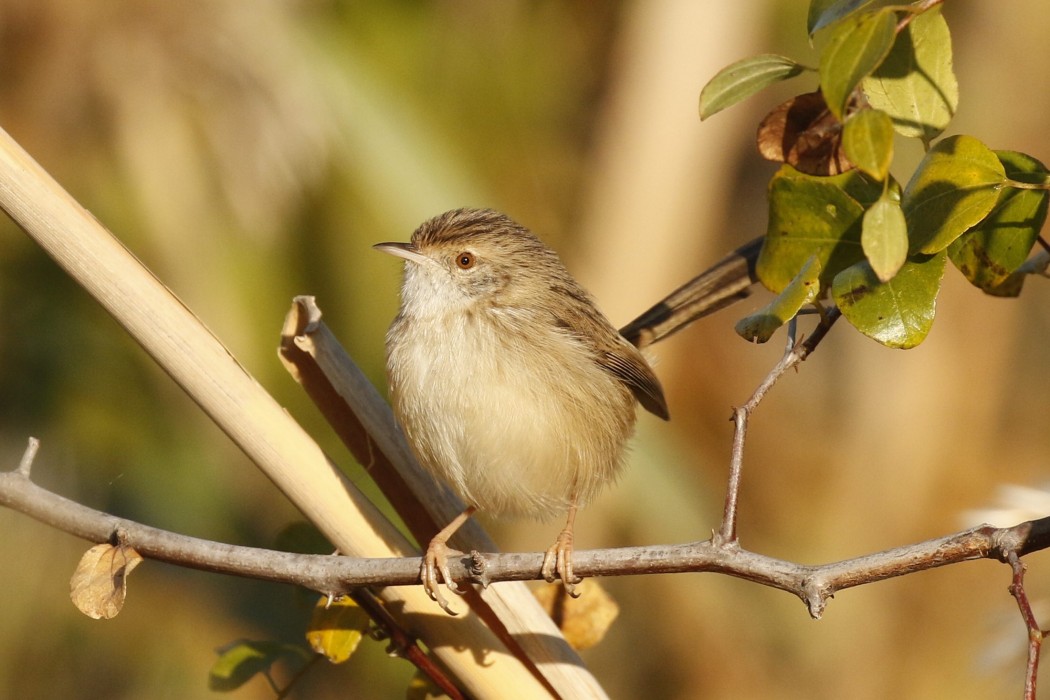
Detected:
[5,437,1050,624]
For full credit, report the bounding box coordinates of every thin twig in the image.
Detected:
[717,308,841,543]
[1008,551,1045,700]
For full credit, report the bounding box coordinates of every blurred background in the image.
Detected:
[0,1,1048,698]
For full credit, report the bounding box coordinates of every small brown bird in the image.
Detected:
[375,208,668,613]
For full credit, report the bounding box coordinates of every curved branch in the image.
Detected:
[6,439,1048,622]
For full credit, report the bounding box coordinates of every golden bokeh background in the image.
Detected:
[0,1,1048,698]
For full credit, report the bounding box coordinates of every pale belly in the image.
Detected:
[388,315,636,519]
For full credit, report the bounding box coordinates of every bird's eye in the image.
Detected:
[455,252,476,269]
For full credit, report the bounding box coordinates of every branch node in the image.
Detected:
[993,521,1033,561]
[468,550,491,588]
[801,578,829,620]
[710,531,738,550]
[111,526,131,548]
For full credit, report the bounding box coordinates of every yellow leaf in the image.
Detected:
[306,596,370,664]
[533,579,619,650]
[69,542,143,620]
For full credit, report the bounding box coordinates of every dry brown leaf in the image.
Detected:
[69,542,143,620]
[757,90,859,176]
[533,579,619,650]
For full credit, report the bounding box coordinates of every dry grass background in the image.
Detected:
[0,1,1048,698]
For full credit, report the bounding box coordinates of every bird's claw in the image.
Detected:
[541,529,582,598]
[422,539,466,615]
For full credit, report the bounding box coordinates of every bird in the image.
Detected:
[375,208,668,613]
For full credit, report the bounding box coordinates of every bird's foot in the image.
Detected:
[541,528,582,598]
[422,538,466,615]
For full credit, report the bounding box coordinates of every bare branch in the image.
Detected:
[5,446,1048,623]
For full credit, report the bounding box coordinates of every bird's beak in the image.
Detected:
[373,241,428,264]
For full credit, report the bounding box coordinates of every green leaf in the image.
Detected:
[863,8,958,142]
[902,135,1006,254]
[209,640,310,692]
[842,109,894,180]
[832,251,947,348]
[758,165,885,293]
[862,194,908,281]
[949,150,1050,293]
[808,0,878,36]
[700,54,806,120]
[819,8,897,120]
[736,256,822,343]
